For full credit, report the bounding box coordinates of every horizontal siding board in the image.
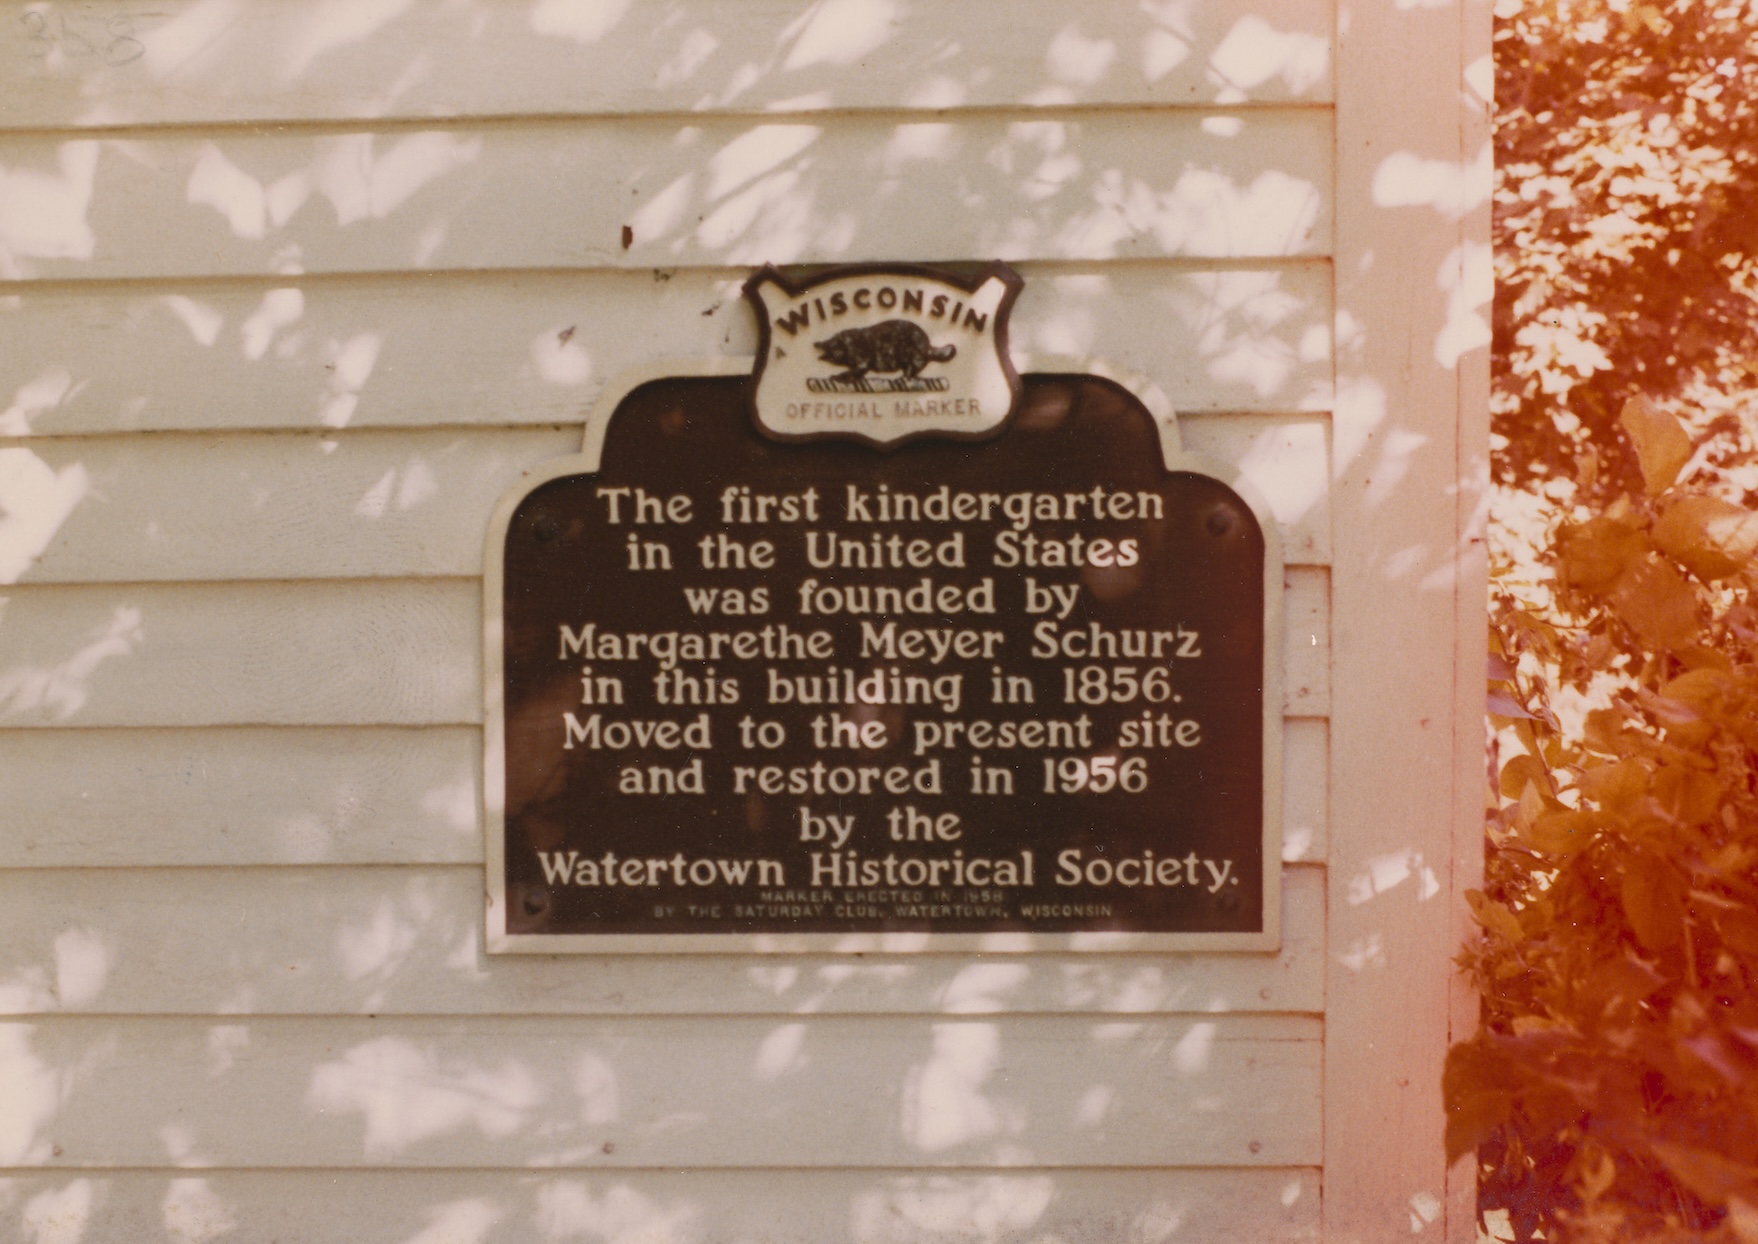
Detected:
[7,419,1328,585]
[0,1014,1321,1167]
[0,266,1334,438]
[0,112,1331,281]
[0,578,1326,725]
[0,720,1328,867]
[0,580,482,727]
[0,1169,1323,1243]
[11,427,583,582]
[0,865,1324,1016]
[0,0,1334,128]
[0,726,481,866]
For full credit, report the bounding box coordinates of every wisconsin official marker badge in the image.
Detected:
[743,262,1024,447]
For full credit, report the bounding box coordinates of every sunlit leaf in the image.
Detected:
[1654,495,1758,581]
[1619,396,1693,496]
[1557,516,1648,594]
[1609,553,1698,651]
[1443,1041,1517,1163]
[1526,808,1596,856]
[1501,753,1552,800]
[1619,855,1686,952]
[1575,758,1648,813]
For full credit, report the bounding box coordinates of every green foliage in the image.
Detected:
[1467,4,1758,1234]
[1453,401,1758,1243]
[1495,0,1758,503]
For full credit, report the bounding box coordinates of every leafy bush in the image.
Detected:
[1449,400,1758,1243]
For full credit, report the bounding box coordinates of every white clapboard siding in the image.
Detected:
[0,580,482,727]
[0,719,1328,867]
[0,572,1327,726]
[0,1168,1322,1244]
[0,265,1334,437]
[0,726,482,866]
[0,865,1325,1016]
[6,417,1329,585]
[0,112,1330,282]
[0,0,1334,129]
[0,1014,1321,1167]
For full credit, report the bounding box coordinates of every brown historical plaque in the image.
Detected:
[486,353,1281,953]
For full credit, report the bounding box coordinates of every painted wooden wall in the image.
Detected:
[0,1,1488,1240]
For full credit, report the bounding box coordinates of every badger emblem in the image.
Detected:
[815,320,956,383]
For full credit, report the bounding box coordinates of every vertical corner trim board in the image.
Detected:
[1329,1,1491,1241]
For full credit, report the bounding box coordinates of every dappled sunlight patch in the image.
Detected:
[530,325,594,389]
[696,173,811,261]
[879,124,956,177]
[1230,423,1328,528]
[1207,15,1328,99]
[530,0,635,46]
[781,0,900,71]
[0,603,143,722]
[319,332,384,428]
[705,126,821,203]
[753,1022,808,1081]
[654,29,720,90]
[187,144,269,239]
[0,447,89,584]
[0,142,98,277]
[161,1177,236,1244]
[1330,375,1387,479]
[1055,163,1322,260]
[1074,1084,1112,1126]
[336,896,428,986]
[571,1053,619,1126]
[0,963,54,1014]
[745,963,801,997]
[849,1174,1054,1244]
[158,1123,204,1165]
[625,173,696,248]
[900,1023,1016,1152]
[1044,26,1118,87]
[1154,168,1321,257]
[1371,141,1492,219]
[1173,270,1311,397]
[420,771,479,837]
[1173,1021,1216,1074]
[278,0,416,81]
[1362,428,1431,510]
[1337,932,1386,973]
[20,1179,93,1244]
[51,929,107,1008]
[305,1037,541,1157]
[140,0,248,80]
[0,1026,60,1165]
[534,1179,698,1243]
[353,456,438,519]
[240,288,305,362]
[313,132,484,226]
[1434,240,1492,369]
[161,296,225,349]
[398,1197,501,1244]
[937,962,1028,1014]
[1,368,80,438]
